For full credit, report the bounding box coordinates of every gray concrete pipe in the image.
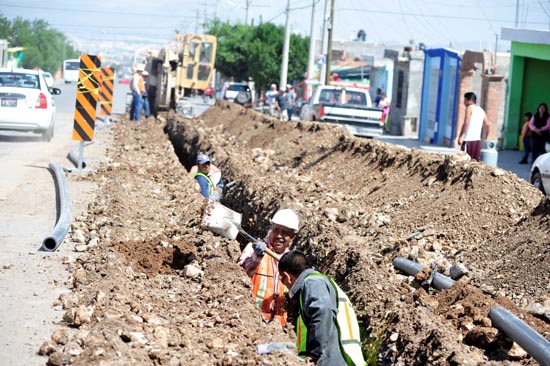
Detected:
[40,161,73,252]
[393,258,550,365]
[489,306,550,366]
[392,257,455,290]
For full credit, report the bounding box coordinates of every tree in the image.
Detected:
[205,20,309,95]
[0,13,79,74]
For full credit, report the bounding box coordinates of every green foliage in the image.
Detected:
[360,312,397,366]
[205,20,309,94]
[0,13,79,74]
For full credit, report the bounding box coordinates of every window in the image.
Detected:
[0,72,40,89]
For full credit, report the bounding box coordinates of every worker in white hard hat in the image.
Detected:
[237,208,299,328]
[130,64,146,121]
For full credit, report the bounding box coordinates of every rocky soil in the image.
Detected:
[40,101,550,365]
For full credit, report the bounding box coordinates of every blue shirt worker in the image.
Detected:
[194,154,223,201]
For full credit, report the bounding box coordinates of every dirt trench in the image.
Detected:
[41,101,550,366]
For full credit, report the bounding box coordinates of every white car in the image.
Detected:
[42,71,54,88]
[222,82,251,105]
[0,68,61,141]
[530,152,550,194]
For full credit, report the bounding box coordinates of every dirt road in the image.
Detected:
[4,99,550,365]
[34,101,550,366]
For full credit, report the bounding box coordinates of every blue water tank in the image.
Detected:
[481,140,498,167]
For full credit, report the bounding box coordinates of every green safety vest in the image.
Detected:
[296,273,365,366]
[194,172,215,196]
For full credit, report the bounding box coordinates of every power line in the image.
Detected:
[349,0,382,42]
[337,7,550,25]
[537,0,550,18]
[474,0,497,32]
[397,0,414,41]
[0,3,196,18]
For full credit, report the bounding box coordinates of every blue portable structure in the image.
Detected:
[418,48,461,146]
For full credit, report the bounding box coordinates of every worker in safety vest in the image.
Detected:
[237,209,300,328]
[130,64,146,121]
[194,154,223,201]
[279,250,365,366]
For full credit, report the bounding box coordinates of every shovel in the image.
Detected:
[201,200,281,260]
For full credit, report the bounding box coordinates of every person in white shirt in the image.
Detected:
[457,92,490,162]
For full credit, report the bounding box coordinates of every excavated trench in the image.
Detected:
[41,101,550,366]
[163,100,550,365]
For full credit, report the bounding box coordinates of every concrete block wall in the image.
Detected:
[481,74,505,141]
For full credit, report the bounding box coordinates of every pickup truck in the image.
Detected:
[300,85,384,137]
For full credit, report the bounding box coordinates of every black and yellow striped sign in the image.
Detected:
[98,66,114,116]
[72,54,102,142]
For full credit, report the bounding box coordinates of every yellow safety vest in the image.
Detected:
[194,172,214,196]
[297,273,365,366]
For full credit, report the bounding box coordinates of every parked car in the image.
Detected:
[530,152,550,194]
[222,82,251,105]
[0,68,61,141]
[42,71,54,88]
[300,85,384,137]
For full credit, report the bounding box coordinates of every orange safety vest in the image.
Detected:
[138,77,145,94]
[251,253,288,327]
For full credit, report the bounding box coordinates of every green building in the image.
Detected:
[501,28,550,149]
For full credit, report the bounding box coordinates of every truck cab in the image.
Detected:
[300,85,384,137]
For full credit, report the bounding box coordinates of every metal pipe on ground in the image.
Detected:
[67,142,93,169]
[392,257,455,290]
[489,306,550,366]
[40,161,73,252]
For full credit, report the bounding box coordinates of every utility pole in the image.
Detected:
[515,0,519,27]
[306,0,318,99]
[493,33,499,74]
[245,0,251,25]
[319,0,330,85]
[280,0,291,90]
[324,0,334,85]
[195,10,199,33]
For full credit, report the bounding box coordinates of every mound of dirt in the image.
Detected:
[42,101,550,366]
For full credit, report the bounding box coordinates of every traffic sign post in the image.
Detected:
[98,66,114,126]
[72,54,101,172]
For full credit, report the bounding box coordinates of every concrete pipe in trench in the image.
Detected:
[489,306,550,366]
[393,257,550,365]
[392,257,455,290]
[40,161,73,252]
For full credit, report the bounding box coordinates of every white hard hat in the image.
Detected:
[271,209,299,231]
[136,64,145,72]
[142,71,149,76]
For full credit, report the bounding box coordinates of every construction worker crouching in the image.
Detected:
[279,250,365,366]
[194,154,223,201]
[238,209,300,328]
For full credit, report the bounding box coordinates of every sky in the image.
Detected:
[1,0,550,52]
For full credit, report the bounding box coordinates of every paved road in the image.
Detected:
[0,78,111,365]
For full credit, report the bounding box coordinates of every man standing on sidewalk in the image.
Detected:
[457,92,490,162]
